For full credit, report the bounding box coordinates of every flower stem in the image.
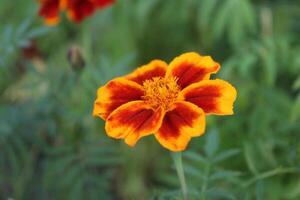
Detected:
[172,152,188,200]
[200,163,210,200]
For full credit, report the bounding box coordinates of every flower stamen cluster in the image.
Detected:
[142,77,180,110]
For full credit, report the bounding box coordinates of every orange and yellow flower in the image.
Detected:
[38,0,114,25]
[93,52,237,151]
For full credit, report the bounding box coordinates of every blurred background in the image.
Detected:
[1,0,300,199]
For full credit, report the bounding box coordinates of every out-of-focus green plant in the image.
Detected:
[0,18,52,93]
[1,0,300,199]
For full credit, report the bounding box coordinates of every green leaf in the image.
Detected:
[184,151,208,164]
[212,149,240,163]
[26,26,53,39]
[198,0,218,27]
[213,0,232,40]
[69,179,83,200]
[256,181,265,200]
[206,188,237,200]
[293,76,300,90]
[204,129,219,157]
[243,142,259,175]
[59,165,82,188]
[16,18,32,38]
[240,0,256,31]
[85,156,122,167]
[209,170,241,181]
[184,165,205,180]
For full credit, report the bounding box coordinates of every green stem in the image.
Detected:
[200,163,210,200]
[242,167,297,188]
[172,152,188,200]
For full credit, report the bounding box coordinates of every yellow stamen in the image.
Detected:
[142,77,180,110]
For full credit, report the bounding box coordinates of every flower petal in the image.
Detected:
[155,101,205,151]
[166,52,220,89]
[93,78,144,120]
[67,0,95,23]
[93,0,115,8]
[38,0,61,25]
[105,101,164,146]
[180,79,237,115]
[125,60,168,85]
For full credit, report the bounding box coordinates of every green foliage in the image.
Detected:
[183,130,241,200]
[198,0,256,48]
[43,140,121,200]
[1,0,300,199]
[0,18,52,93]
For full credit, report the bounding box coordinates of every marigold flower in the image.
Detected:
[38,0,114,25]
[93,52,237,151]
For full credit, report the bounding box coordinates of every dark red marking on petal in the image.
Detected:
[38,0,60,20]
[155,101,205,151]
[172,62,219,89]
[67,0,95,23]
[126,60,168,85]
[181,79,237,115]
[94,0,115,8]
[105,101,164,146]
[93,78,144,119]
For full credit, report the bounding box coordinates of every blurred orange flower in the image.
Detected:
[38,0,114,25]
[93,52,237,151]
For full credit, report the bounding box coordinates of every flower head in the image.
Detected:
[38,0,114,25]
[93,52,237,151]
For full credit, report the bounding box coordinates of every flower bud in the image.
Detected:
[67,45,85,72]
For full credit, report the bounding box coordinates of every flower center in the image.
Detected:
[142,77,180,110]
